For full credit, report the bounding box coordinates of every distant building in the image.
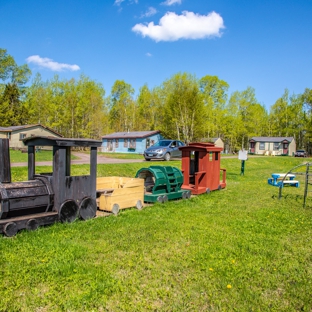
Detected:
[101,130,163,154]
[249,137,296,156]
[208,138,224,151]
[200,138,224,151]
[0,124,62,149]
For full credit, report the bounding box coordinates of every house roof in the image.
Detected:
[208,138,223,143]
[102,130,160,139]
[0,124,62,137]
[250,136,294,142]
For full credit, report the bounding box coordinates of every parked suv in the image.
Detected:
[144,139,185,161]
[295,150,307,157]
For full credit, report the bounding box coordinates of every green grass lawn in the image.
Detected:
[9,149,79,163]
[99,152,144,159]
[1,157,312,311]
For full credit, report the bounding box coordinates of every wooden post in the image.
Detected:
[241,160,245,176]
[0,139,11,183]
[90,146,97,200]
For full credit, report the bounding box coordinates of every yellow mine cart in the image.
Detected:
[96,177,144,215]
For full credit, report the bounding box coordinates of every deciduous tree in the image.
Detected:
[161,72,205,143]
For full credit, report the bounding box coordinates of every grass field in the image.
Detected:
[9,149,79,163]
[98,152,144,160]
[1,156,312,311]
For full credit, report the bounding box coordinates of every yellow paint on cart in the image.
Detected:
[96,177,144,213]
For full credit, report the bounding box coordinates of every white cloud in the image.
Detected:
[141,7,157,18]
[146,52,152,57]
[161,0,181,6]
[114,0,125,5]
[26,55,80,72]
[114,0,137,5]
[132,11,225,42]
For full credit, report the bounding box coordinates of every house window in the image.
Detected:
[146,138,151,148]
[19,133,26,141]
[273,142,279,151]
[259,142,265,150]
[124,139,128,148]
[129,139,136,149]
[115,139,119,148]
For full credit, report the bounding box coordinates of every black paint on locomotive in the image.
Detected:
[0,137,102,237]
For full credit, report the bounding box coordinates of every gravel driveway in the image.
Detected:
[11,152,145,167]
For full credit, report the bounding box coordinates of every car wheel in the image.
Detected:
[164,153,171,161]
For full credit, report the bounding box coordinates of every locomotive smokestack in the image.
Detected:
[0,139,11,183]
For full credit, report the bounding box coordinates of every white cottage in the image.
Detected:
[249,137,296,156]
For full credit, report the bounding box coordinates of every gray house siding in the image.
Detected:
[102,131,163,154]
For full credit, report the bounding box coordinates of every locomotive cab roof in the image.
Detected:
[23,136,102,147]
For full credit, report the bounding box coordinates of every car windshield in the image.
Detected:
[152,140,172,147]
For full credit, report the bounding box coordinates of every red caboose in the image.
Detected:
[179,143,226,195]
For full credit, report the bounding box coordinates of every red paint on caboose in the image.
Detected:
[179,143,226,195]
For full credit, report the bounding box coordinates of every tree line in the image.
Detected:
[1,48,312,152]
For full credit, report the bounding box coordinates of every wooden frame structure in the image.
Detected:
[24,136,102,221]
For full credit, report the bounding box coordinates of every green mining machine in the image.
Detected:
[135,166,191,203]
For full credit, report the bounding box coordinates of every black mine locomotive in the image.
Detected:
[0,137,102,237]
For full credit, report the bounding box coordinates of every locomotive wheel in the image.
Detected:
[162,195,168,203]
[206,188,211,194]
[26,219,39,231]
[111,203,120,215]
[218,185,222,191]
[182,192,188,200]
[136,200,143,210]
[4,222,18,237]
[79,197,97,220]
[186,191,191,199]
[59,200,79,223]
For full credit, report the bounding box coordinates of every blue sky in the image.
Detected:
[1,0,311,110]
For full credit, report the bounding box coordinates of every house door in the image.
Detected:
[107,140,113,151]
[250,142,255,153]
[283,143,289,155]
